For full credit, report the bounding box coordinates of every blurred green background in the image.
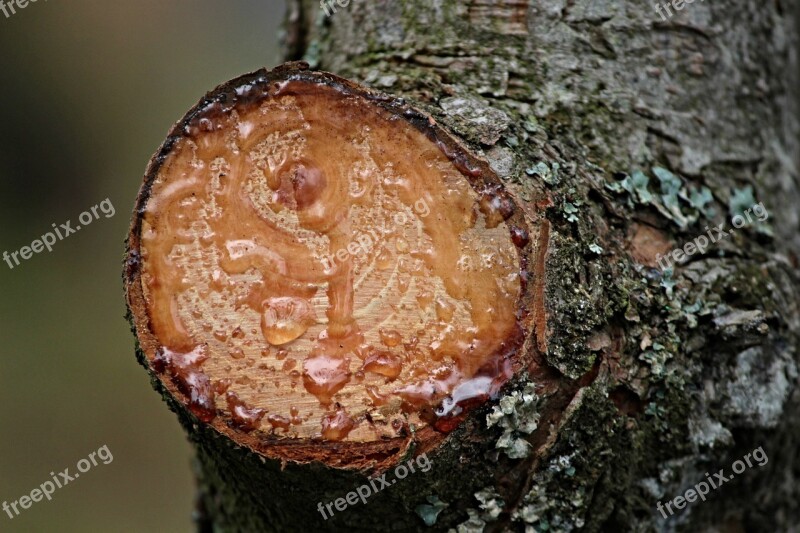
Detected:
[0,1,285,531]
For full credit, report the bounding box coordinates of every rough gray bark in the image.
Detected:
[281,1,799,530]
[133,1,800,531]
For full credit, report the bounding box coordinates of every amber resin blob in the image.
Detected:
[126,65,533,447]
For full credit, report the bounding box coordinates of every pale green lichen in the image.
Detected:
[639,344,671,378]
[415,495,449,527]
[606,167,715,230]
[511,453,587,532]
[688,185,715,218]
[450,488,504,532]
[474,487,504,521]
[653,166,688,227]
[487,383,540,459]
[623,170,654,204]
[659,268,676,298]
[451,509,486,533]
[526,161,561,185]
[729,185,757,218]
[562,201,579,223]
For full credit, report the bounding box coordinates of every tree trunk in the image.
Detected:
[126,0,800,531]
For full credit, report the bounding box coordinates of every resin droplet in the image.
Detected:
[478,186,515,229]
[510,226,530,248]
[153,346,216,423]
[376,248,393,270]
[379,329,403,348]
[395,237,409,253]
[261,297,316,345]
[225,391,266,432]
[362,351,403,380]
[292,164,327,210]
[366,385,388,406]
[212,379,232,395]
[394,381,443,408]
[302,355,351,405]
[320,407,355,441]
[267,414,292,431]
[180,370,216,422]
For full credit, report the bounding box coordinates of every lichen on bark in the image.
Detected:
[277,1,800,531]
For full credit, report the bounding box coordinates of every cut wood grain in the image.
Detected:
[125,63,539,468]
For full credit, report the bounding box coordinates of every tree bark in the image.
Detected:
[128,0,800,531]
